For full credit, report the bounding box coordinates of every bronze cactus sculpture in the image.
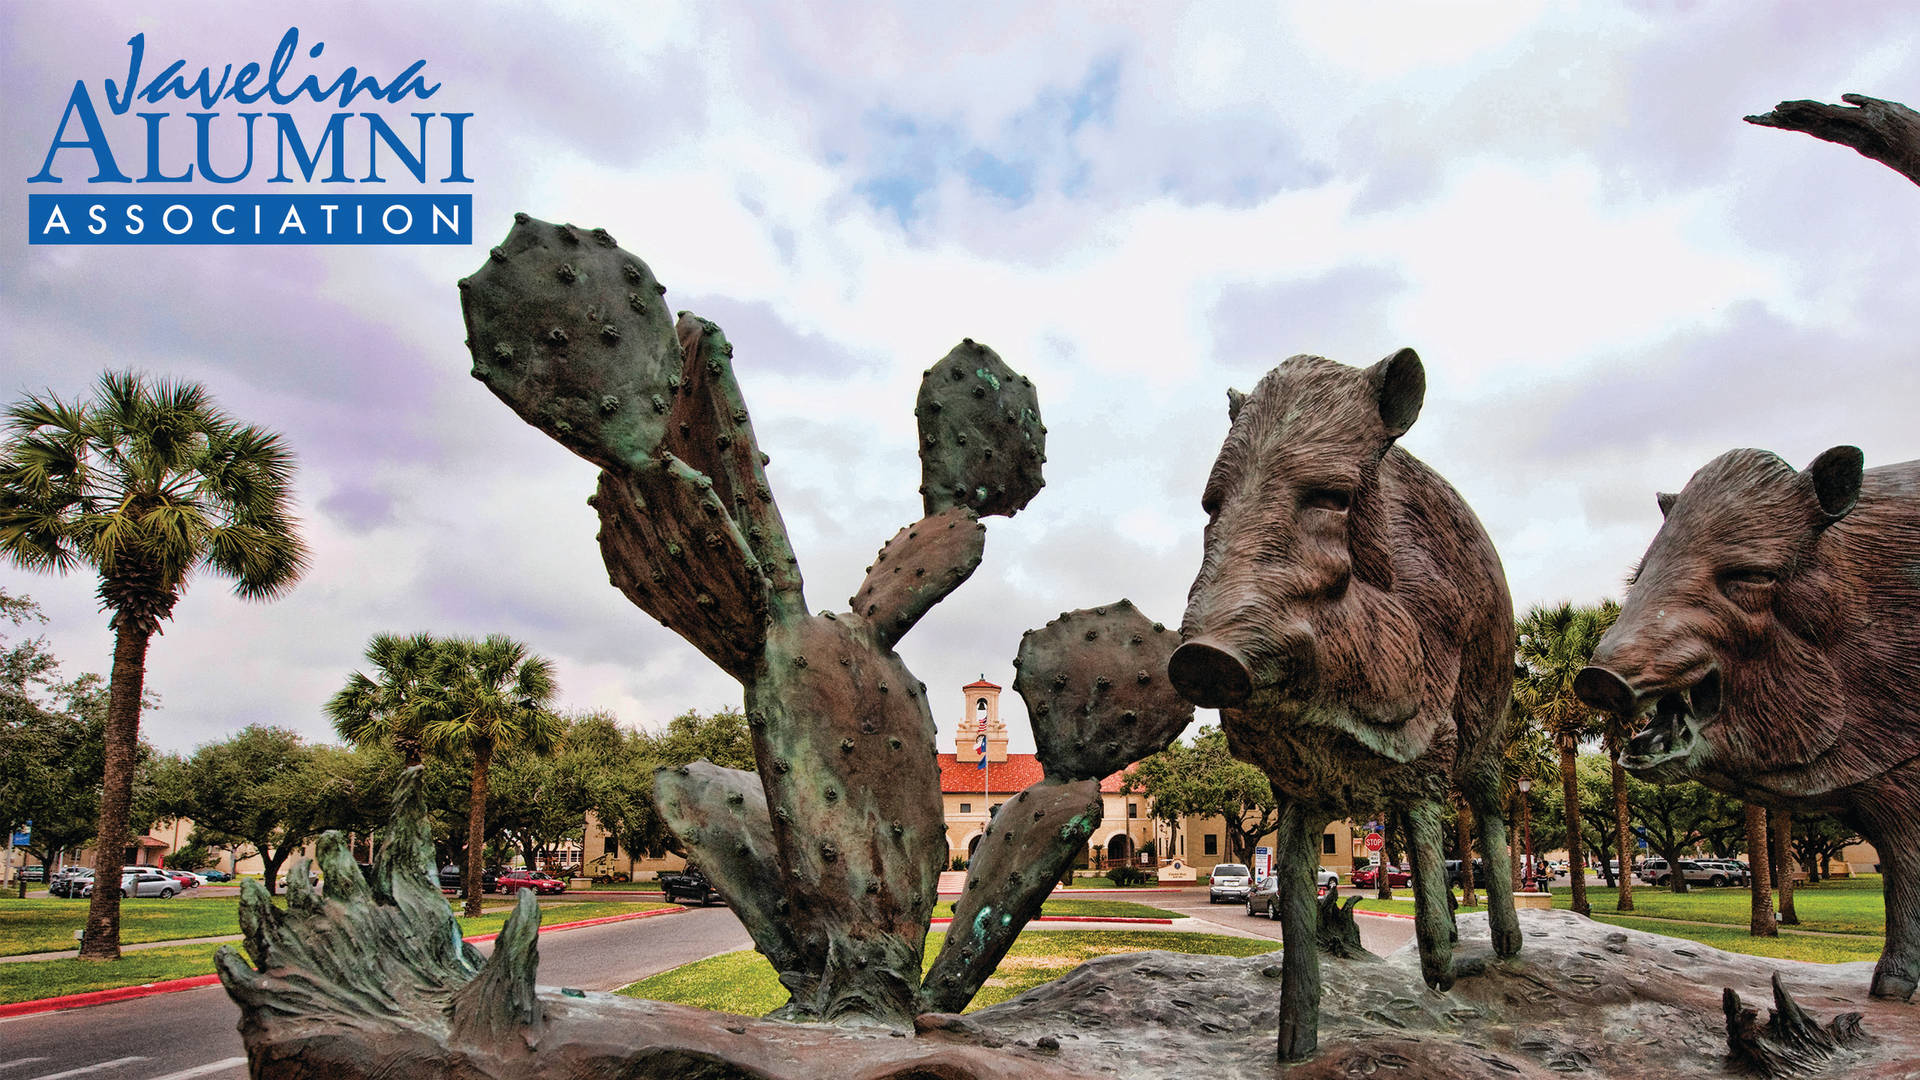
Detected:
[211,214,1193,1050]
[483,216,1202,1025]
[1169,351,1521,1061]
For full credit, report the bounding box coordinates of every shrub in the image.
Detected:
[1106,866,1146,887]
[950,856,968,871]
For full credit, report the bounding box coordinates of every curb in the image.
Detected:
[929,916,1175,925]
[0,974,224,1017]
[0,905,686,1019]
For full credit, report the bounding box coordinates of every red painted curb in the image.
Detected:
[461,903,684,944]
[1356,909,1416,921]
[0,973,223,1018]
[0,905,687,1018]
[929,916,1175,925]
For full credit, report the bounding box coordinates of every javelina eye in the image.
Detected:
[1303,488,1351,513]
[1724,569,1776,586]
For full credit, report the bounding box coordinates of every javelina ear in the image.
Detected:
[1227,387,1246,422]
[1656,492,1677,518]
[1370,348,1425,438]
[1803,445,1863,521]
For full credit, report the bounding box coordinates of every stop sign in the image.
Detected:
[1364,832,1384,853]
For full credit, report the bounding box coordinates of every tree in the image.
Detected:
[173,726,384,894]
[1790,814,1864,883]
[1515,600,1618,916]
[579,707,753,867]
[1573,754,1621,887]
[1626,774,1741,893]
[326,632,441,767]
[1769,809,1798,925]
[1129,726,1278,868]
[1744,803,1777,937]
[419,634,560,917]
[0,373,308,958]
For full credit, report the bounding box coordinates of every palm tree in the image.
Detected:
[0,373,306,959]
[420,634,560,917]
[326,631,442,766]
[1515,601,1618,917]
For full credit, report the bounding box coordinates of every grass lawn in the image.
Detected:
[1591,915,1882,965]
[931,898,1178,920]
[620,929,1277,1016]
[0,896,670,959]
[1351,876,1884,937]
[0,900,670,1005]
[0,942,233,1004]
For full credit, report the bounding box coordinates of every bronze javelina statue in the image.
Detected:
[1169,350,1521,1060]
[1576,446,1920,1001]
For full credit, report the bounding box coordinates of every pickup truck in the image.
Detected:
[658,865,724,905]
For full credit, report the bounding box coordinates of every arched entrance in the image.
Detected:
[1107,833,1133,864]
[967,833,984,858]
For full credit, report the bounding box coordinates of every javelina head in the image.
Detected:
[1170,350,1431,751]
[1575,446,1863,791]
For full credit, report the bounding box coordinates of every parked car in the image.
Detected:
[16,865,47,883]
[437,865,501,893]
[1351,863,1412,888]
[1443,858,1486,888]
[659,865,724,905]
[160,869,200,890]
[1245,874,1281,918]
[83,868,181,899]
[1208,863,1253,903]
[1640,858,1730,887]
[199,868,233,882]
[1696,859,1750,886]
[50,867,93,898]
[497,869,568,895]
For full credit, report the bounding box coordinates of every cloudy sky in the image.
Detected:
[3,2,1915,758]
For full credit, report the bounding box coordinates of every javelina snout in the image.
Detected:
[1169,621,1315,710]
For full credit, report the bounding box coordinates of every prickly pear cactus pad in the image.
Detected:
[849,507,987,649]
[916,339,1045,519]
[1014,600,1194,782]
[457,213,682,472]
[653,761,816,1014]
[919,778,1103,1014]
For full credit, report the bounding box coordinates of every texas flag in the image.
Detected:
[975,732,988,767]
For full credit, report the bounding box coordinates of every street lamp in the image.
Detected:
[1517,777,1535,891]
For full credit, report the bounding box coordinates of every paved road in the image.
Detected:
[0,904,748,1080]
[1147,887,1419,954]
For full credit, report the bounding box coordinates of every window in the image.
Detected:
[603,837,618,857]
[1127,802,1139,818]
[1203,834,1218,856]
[959,802,971,814]
[1322,833,1337,855]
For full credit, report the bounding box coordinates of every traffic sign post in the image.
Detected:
[1364,832,1384,853]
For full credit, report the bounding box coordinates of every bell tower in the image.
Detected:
[954,676,1009,762]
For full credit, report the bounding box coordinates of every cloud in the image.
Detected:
[4,1,1919,763]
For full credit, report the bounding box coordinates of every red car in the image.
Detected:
[1350,864,1412,888]
[496,870,568,895]
[160,869,200,890]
